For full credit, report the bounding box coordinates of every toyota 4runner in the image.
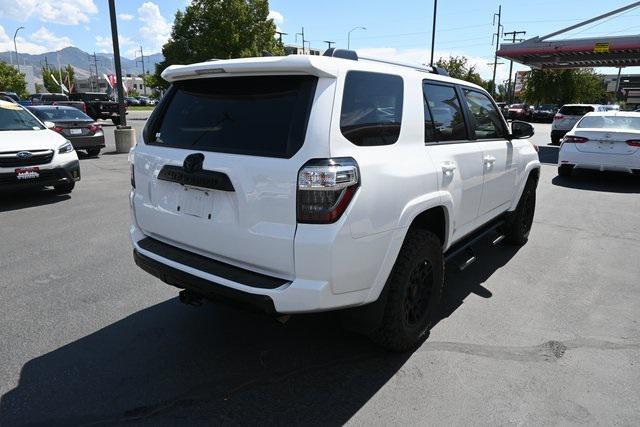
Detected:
[129,50,540,351]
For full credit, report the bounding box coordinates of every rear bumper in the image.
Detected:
[0,159,80,190]
[69,134,106,149]
[558,144,640,173]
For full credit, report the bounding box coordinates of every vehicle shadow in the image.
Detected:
[0,189,70,212]
[434,241,520,327]
[552,170,640,194]
[0,243,518,425]
[537,145,559,165]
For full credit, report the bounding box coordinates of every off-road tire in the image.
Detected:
[557,165,573,177]
[504,177,536,245]
[53,182,75,194]
[371,229,444,352]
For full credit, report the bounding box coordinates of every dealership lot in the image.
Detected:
[1,115,639,425]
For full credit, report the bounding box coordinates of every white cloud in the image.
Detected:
[137,2,171,53]
[268,10,284,32]
[355,47,520,82]
[119,13,134,21]
[0,24,74,55]
[0,0,98,25]
[95,35,136,57]
[31,27,73,51]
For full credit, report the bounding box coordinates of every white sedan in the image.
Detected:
[558,111,640,177]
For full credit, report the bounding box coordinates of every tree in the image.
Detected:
[41,65,75,93]
[435,56,484,86]
[522,69,605,104]
[153,0,284,90]
[0,62,27,98]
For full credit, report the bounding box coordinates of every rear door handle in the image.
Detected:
[441,162,456,175]
[484,155,496,164]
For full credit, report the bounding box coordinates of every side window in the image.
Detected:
[462,89,507,139]
[340,71,403,146]
[422,83,467,142]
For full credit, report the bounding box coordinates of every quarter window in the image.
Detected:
[462,89,507,139]
[422,83,467,142]
[340,71,404,146]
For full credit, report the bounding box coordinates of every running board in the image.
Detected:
[444,218,506,271]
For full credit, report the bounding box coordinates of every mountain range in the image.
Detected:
[0,46,164,81]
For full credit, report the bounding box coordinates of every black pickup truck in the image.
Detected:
[68,92,124,125]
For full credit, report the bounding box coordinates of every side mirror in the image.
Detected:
[510,120,534,139]
[44,121,56,129]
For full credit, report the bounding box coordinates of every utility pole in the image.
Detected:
[323,40,335,51]
[503,30,526,103]
[108,0,127,127]
[56,51,64,94]
[295,27,305,54]
[135,46,147,95]
[615,66,623,101]
[429,0,438,67]
[490,5,502,96]
[275,31,287,44]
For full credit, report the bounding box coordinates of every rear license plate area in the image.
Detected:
[178,187,213,219]
[15,167,40,180]
[70,128,83,135]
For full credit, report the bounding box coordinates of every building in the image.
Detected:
[75,74,150,95]
[17,65,36,94]
[602,73,640,107]
[284,45,322,56]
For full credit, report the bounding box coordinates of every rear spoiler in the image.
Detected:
[162,56,338,82]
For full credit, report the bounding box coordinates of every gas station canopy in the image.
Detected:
[497,2,640,69]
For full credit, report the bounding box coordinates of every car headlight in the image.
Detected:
[58,140,74,154]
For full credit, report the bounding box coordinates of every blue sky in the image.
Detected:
[1,0,639,80]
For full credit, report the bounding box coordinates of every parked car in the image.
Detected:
[27,105,105,157]
[603,104,621,111]
[551,104,607,145]
[507,103,531,120]
[27,92,87,113]
[129,51,540,351]
[125,96,141,106]
[0,91,20,103]
[0,100,80,193]
[531,104,559,122]
[558,111,640,177]
[68,92,124,125]
[137,96,156,106]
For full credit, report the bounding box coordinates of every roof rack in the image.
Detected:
[323,48,449,76]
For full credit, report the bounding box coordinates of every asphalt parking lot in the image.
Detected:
[1,115,639,425]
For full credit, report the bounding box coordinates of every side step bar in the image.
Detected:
[444,218,506,271]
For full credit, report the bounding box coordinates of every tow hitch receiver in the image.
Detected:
[179,289,204,306]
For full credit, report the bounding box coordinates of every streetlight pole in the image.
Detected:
[108,0,127,127]
[429,0,437,67]
[13,27,24,70]
[347,26,366,50]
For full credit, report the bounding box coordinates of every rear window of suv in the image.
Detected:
[145,75,318,158]
[340,71,404,146]
[558,106,594,116]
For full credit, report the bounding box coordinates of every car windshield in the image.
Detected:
[0,101,45,131]
[578,115,640,130]
[32,107,92,121]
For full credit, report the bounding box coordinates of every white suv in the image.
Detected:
[551,104,607,145]
[129,50,540,351]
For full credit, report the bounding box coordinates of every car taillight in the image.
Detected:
[563,135,589,144]
[626,139,640,147]
[88,124,102,133]
[554,114,564,120]
[53,126,63,133]
[297,158,359,224]
[130,164,136,188]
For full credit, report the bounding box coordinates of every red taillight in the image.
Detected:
[297,158,359,224]
[53,126,63,133]
[87,123,102,133]
[563,135,589,144]
[626,140,640,147]
[554,114,564,120]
